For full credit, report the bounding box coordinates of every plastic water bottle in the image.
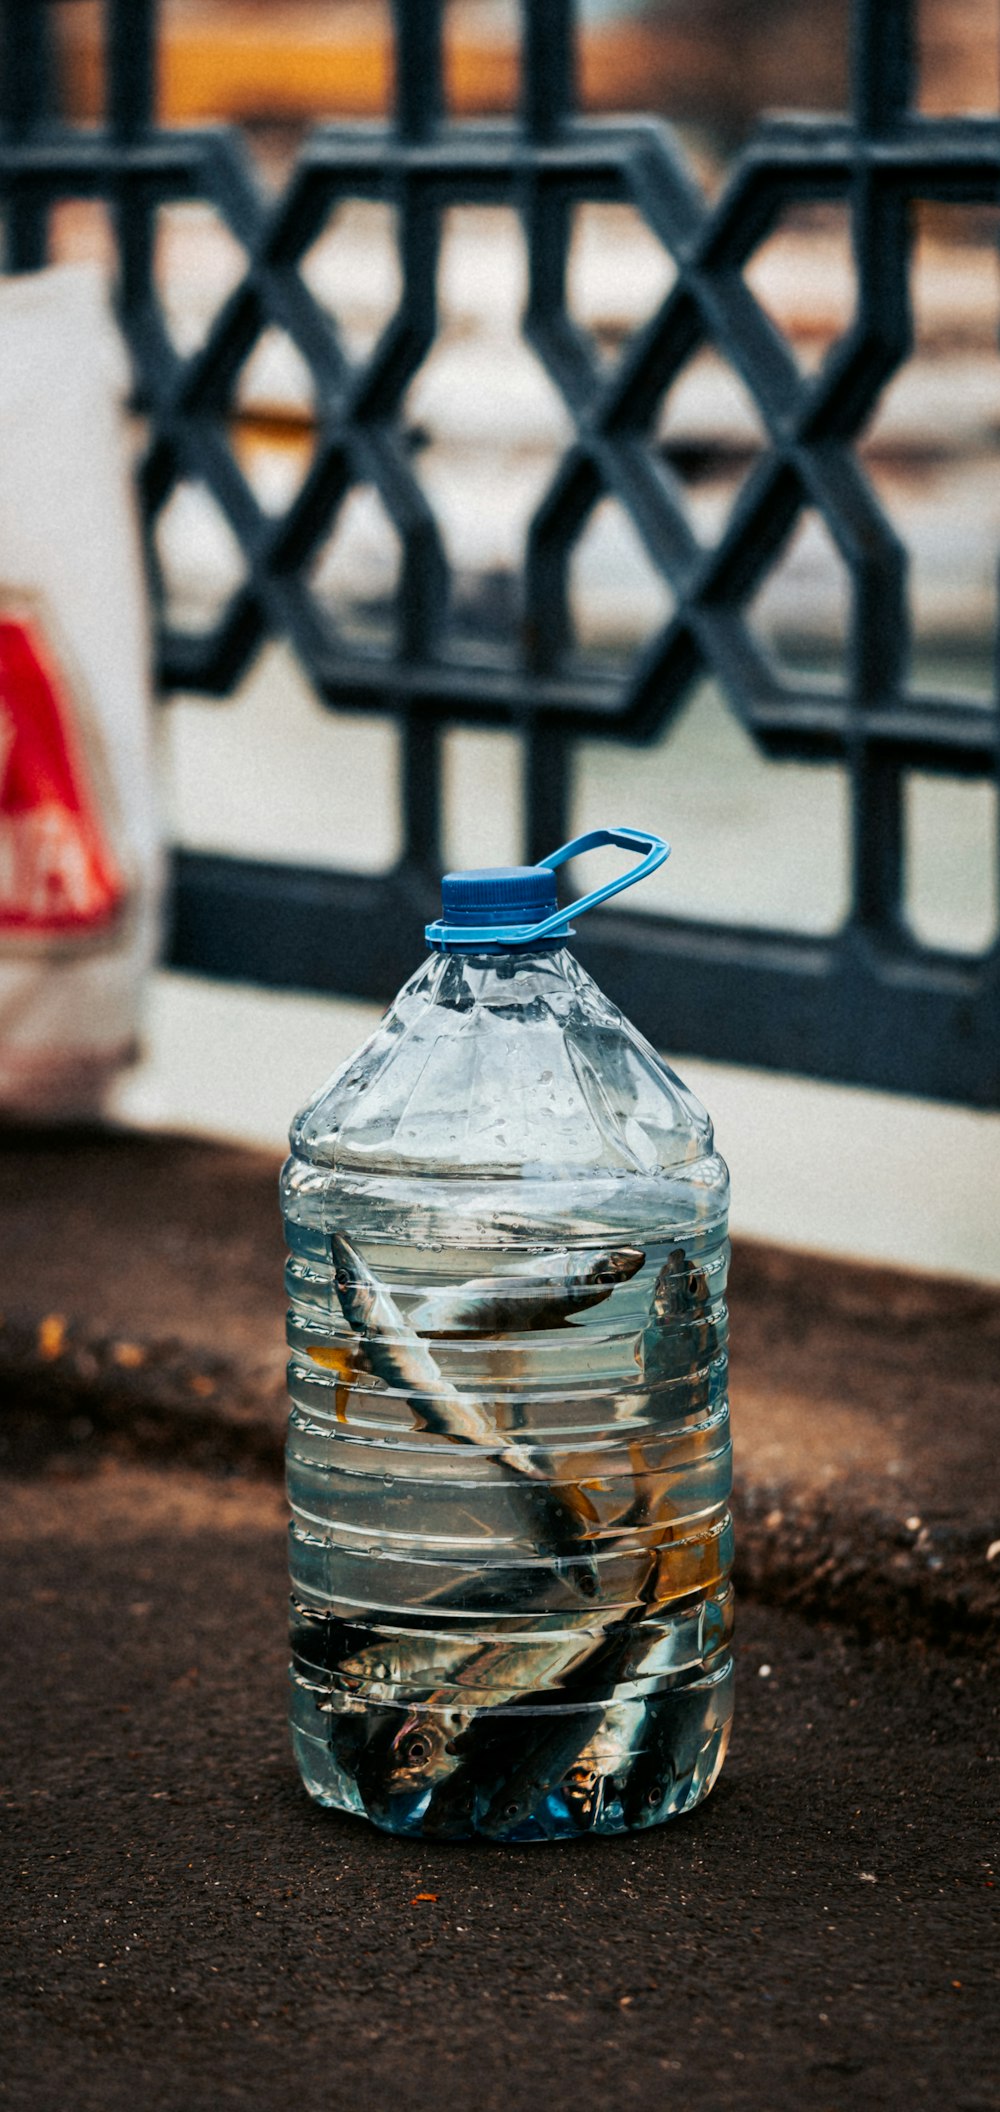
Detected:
[282,827,733,1841]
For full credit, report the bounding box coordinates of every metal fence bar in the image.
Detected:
[521,0,576,142]
[1,0,53,268]
[852,0,914,135]
[107,0,158,140]
[392,0,444,144]
[0,0,997,1105]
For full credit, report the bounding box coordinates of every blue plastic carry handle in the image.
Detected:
[425,827,670,949]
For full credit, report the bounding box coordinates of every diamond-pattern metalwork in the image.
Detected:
[1,0,998,1103]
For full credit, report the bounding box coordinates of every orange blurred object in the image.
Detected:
[56,0,1000,135]
[56,0,829,128]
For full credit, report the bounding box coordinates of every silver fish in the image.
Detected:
[561,1635,708,1833]
[337,1706,469,1830]
[407,1245,645,1338]
[562,1702,650,1832]
[337,1624,603,1712]
[635,1244,719,1389]
[330,1231,540,1481]
[330,1231,602,1597]
[560,1582,706,1826]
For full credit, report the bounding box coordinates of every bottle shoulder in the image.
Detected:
[289,946,717,1182]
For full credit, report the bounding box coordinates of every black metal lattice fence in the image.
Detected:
[1,0,998,1104]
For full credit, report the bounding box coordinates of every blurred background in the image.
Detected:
[31,0,1000,1277]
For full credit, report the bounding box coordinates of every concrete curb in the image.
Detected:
[734,1479,999,1650]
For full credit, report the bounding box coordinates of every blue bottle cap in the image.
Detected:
[440,866,558,929]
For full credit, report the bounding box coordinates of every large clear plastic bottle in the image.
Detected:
[282,830,733,1841]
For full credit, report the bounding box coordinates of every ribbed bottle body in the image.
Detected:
[283,1162,733,1841]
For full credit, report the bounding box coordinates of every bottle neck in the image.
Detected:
[436,936,566,959]
[426,945,583,1003]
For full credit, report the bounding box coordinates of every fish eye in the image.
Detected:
[405,1735,431,1766]
[645,1783,663,1807]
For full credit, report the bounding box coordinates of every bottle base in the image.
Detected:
[291,1660,733,1843]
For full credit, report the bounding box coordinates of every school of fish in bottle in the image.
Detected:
[285,1214,733,1841]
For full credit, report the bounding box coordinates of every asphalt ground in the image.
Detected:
[1,1462,996,2112]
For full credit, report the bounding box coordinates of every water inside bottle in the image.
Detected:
[284,1174,733,1838]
